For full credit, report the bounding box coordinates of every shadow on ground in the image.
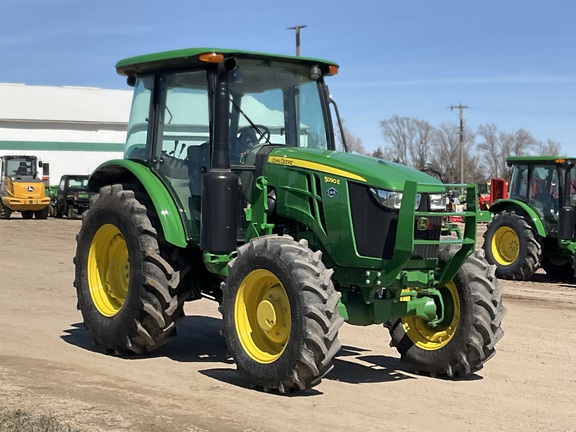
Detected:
[62,317,483,394]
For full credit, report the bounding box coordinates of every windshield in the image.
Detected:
[6,157,34,177]
[229,59,329,156]
[67,177,89,189]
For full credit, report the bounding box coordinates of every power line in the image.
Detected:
[474,107,576,116]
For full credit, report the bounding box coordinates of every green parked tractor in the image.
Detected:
[74,48,505,393]
[483,156,576,281]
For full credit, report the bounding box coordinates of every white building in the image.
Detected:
[0,83,132,185]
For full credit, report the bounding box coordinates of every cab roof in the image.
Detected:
[507,155,576,164]
[115,47,338,77]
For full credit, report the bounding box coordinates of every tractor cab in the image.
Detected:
[1,155,41,181]
[106,49,340,247]
[506,156,575,239]
[484,156,576,281]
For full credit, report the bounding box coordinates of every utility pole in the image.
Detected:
[450,103,469,186]
[287,25,307,56]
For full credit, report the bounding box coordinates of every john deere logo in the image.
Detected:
[416,217,428,231]
[27,186,34,192]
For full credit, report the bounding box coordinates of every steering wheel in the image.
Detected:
[236,125,271,145]
[233,125,271,163]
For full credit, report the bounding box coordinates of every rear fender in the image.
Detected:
[489,198,547,237]
[88,160,187,248]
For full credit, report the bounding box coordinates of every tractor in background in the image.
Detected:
[53,175,95,219]
[0,155,50,219]
[483,156,576,280]
[74,48,505,393]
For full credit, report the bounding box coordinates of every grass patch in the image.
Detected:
[0,407,84,432]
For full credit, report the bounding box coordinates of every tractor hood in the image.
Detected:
[265,147,444,192]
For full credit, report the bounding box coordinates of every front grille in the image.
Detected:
[349,183,440,260]
[349,182,398,259]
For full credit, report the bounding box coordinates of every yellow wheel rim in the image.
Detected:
[87,224,130,317]
[235,269,291,363]
[402,282,460,350]
[491,226,520,265]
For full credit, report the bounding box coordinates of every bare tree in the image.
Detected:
[477,124,538,180]
[376,115,558,185]
[510,129,537,156]
[430,122,460,183]
[537,139,562,156]
[371,147,384,159]
[477,123,501,178]
[380,116,413,165]
[379,116,435,168]
[336,120,366,154]
[428,122,475,184]
[409,119,435,170]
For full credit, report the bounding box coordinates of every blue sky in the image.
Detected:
[2,0,576,154]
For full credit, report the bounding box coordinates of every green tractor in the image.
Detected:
[74,48,505,393]
[483,156,576,280]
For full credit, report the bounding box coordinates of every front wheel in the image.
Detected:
[74,184,184,354]
[35,207,49,219]
[221,235,344,393]
[387,248,506,377]
[67,206,78,220]
[482,210,542,280]
[0,202,11,219]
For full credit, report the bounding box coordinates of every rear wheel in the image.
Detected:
[542,256,574,281]
[21,211,34,219]
[221,235,343,393]
[482,210,542,280]
[74,184,184,354]
[387,248,506,377]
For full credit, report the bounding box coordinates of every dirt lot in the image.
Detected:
[0,218,574,432]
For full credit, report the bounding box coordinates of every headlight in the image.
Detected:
[370,188,421,210]
[429,193,447,211]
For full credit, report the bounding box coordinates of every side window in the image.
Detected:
[297,81,328,149]
[125,76,154,160]
[510,164,528,200]
[42,162,50,183]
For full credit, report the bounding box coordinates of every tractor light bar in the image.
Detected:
[199,52,224,63]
